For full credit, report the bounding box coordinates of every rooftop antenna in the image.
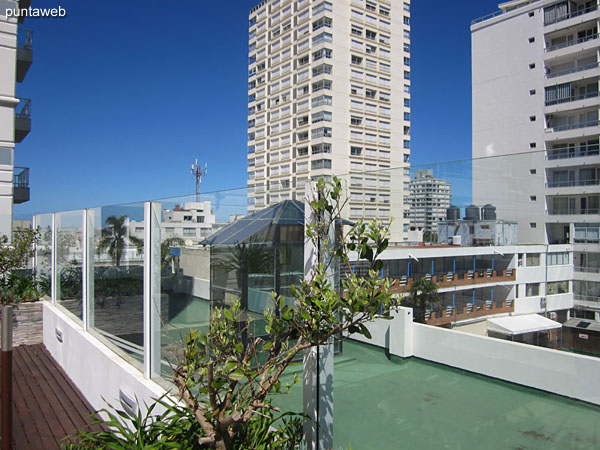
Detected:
[191,158,207,202]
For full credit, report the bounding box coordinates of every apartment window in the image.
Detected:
[366,73,377,84]
[380,6,390,16]
[350,192,362,202]
[380,63,391,73]
[297,146,309,156]
[313,17,332,31]
[530,222,537,229]
[380,150,390,159]
[351,161,362,171]
[298,55,309,66]
[381,106,391,116]
[404,16,410,25]
[404,71,411,80]
[366,30,377,40]
[365,88,377,99]
[313,63,332,77]
[404,112,410,120]
[529,89,536,95]
[351,70,363,80]
[352,55,363,65]
[526,283,540,297]
[312,143,332,154]
[312,159,332,170]
[312,79,332,92]
[365,118,377,128]
[548,252,569,265]
[530,169,536,174]
[351,9,363,21]
[528,37,535,43]
[529,142,536,148]
[351,130,363,141]
[366,1,376,11]
[529,11,534,17]
[312,111,332,123]
[529,63,535,69]
[313,1,333,15]
[312,127,332,138]
[527,253,540,266]
[351,100,363,111]
[404,57,410,66]
[530,115,536,122]
[404,98,410,108]
[297,161,309,172]
[183,228,196,237]
[312,95,332,107]
[530,195,537,201]
[351,116,362,126]
[297,85,309,96]
[351,25,363,36]
[351,146,362,156]
[366,44,377,55]
[313,32,333,45]
[547,281,569,295]
[365,148,377,158]
[404,154,410,163]
[297,99,309,111]
[313,48,332,61]
[403,140,410,149]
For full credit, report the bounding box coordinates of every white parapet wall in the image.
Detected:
[351,306,600,405]
[43,302,169,417]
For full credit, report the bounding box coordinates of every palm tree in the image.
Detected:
[97,215,143,267]
[407,278,439,323]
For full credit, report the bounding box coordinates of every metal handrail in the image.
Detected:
[471,9,504,25]
[547,147,599,160]
[15,98,31,118]
[546,179,600,188]
[546,119,600,132]
[13,167,29,188]
[545,90,599,106]
[17,28,32,50]
[548,208,599,215]
[574,266,600,273]
[546,33,599,52]
[545,61,599,79]
[544,4,598,26]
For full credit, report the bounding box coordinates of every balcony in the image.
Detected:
[546,33,599,53]
[546,146,599,161]
[16,28,33,83]
[546,179,600,188]
[389,269,516,295]
[425,300,514,327]
[15,98,31,143]
[545,61,599,79]
[13,166,29,204]
[544,90,599,107]
[545,119,600,133]
[544,4,598,26]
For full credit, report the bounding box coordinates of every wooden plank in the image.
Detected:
[11,349,53,448]
[16,345,70,441]
[25,345,97,433]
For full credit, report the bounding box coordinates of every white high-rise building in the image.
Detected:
[471,0,600,316]
[246,0,412,241]
[0,0,32,239]
[409,169,451,235]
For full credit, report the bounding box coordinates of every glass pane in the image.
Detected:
[90,202,145,370]
[34,213,53,298]
[55,210,83,320]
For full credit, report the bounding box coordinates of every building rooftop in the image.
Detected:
[274,340,600,449]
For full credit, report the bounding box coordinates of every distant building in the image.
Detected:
[409,169,451,236]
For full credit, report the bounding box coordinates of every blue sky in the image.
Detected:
[13,0,502,219]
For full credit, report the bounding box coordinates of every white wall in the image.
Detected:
[43,302,169,418]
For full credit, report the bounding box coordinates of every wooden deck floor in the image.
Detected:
[1,344,102,449]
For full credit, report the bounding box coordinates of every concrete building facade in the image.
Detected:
[472,0,600,319]
[246,0,412,241]
[0,0,31,239]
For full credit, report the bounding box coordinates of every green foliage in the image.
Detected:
[62,395,204,449]
[406,278,439,323]
[174,176,399,449]
[0,229,40,305]
[97,216,143,267]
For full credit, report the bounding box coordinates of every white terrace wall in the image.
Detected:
[351,308,600,405]
[43,302,168,417]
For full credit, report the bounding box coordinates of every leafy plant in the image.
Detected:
[173,177,399,449]
[0,229,40,305]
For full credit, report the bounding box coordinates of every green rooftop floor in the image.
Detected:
[272,340,600,449]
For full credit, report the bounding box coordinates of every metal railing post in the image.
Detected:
[1,305,14,450]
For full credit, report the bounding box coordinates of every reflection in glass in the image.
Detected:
[55,211,83,320]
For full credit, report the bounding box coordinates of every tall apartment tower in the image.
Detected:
[0,0,32,239]
[246,0,412,242]
[409,169,451,235]
[472,0,599,314]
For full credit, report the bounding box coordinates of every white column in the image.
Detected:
[82,209,89,331]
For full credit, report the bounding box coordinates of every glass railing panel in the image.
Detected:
[55,210,84,321]
[89,202,145,370]
[34,213,53,298]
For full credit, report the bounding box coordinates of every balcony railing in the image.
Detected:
[548,208,599,215]
[390,269,516,295]
[13,167,29,188]
[544,4,598,26]
[545,90,599,106]
[546,33,599,52]
[547,147,599,160]
[546,119,600,132]
[546,179,600,188]
[545,61,599,79]
[425,301,514,327]
[574,294,600,303]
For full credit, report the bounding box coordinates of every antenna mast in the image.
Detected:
[190,158,208,202]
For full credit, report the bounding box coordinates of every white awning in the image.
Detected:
[487,314,562,336]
